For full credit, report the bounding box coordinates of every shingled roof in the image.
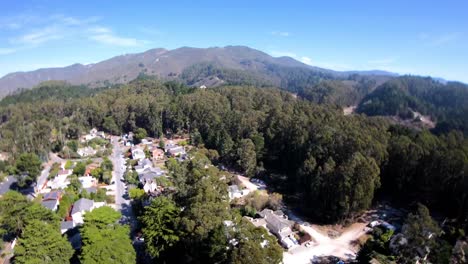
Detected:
[71,198,94,215]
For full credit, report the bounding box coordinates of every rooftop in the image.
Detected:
[71,198,94,215]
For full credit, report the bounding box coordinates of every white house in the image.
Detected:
[131,147,146,160]
[47,169,72,189]
[168,146,186,157]
[78,175,97,189]
[143,181,158,193]
[77,147,97,157]
[228,185,250,200]
[134,158,153,174]
[71,198,105,225]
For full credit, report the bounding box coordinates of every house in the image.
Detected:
[141,138,153,145]
[168,146,186,157]
[228,185,250,200]
[131,147,146,160]
[78,175,97,189]
[47,170,71,189]
[245,216,267,228]
[58,169,72,177]
[143,181,158,193]
[82,128,106,141]
[77,147,96,157]
[164,141,176,152]
[84,186,98,194]
[199,85,207,89]
[71,198,105,225]
[257,209,296,248]
[152,148,165,161]
[138,167,164,183]
[134,158,153,173]
[41,199,59,211]
[41,191,62,211]
[60,221,75,234]
[43,190,62,201]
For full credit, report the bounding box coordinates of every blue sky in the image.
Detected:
[1,0,467,82]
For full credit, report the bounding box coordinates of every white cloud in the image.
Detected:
[271,31,291,37]
[55,15,100,26]
[12,26,64,45]
[270,50,297,58]
[270,52,313,66]
[300,56,312,65]
[312,61,353,71]
[3,13,150,50]
[0,48,16,55]
[88,26,112,34]
[418,32,462,47]
[431,32,462,46]
[90,33,146,47]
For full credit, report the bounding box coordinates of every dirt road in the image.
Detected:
[283,223,367,263]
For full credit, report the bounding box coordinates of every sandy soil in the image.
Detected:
[343,106,357,116]
[236,175,258,192]
[283,222,367,264]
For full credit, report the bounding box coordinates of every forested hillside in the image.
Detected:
[0,79,466,226]
[357,76,468,135]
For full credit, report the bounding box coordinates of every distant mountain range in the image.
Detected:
[0,45,399,97]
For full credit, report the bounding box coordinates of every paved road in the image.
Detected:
[0,176,17,195]
[110,137,136,228]
[36,153,63,193]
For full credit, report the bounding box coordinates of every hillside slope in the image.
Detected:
[0,46,335,97]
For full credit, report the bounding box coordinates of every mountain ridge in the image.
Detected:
[0,45,395,97]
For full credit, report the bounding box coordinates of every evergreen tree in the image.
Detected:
[14,220,73,264]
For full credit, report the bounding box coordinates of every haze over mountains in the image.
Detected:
[0,45,397,97]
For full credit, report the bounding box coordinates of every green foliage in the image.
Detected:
[48,162,61,180]
[90,188,108,202]
[67,175,82,193]
[230,220,283,264]
[14,220,73,264]
[139,197,181,258]
[397,204,441,263]
[129,188,146,200]
[14,153,42,186]
[72,161,86,175]
[101,157,113,171]
[0,191,59,236]
[102,116,119,135]
[237,138,257,177]
[357,76,468,135]
[64,160,73,169]
[80,206,135,264]
[0,78,466,226]
[0,81,103,107]
[66,140,79,152]
[124,169,139,185]
[57,194,73,218]
[134,127,147,143]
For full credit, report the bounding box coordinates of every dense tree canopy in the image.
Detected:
[0,191,59,237]
[80,206,135,264]
[0,79,466,225]
[14,220,73,264]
